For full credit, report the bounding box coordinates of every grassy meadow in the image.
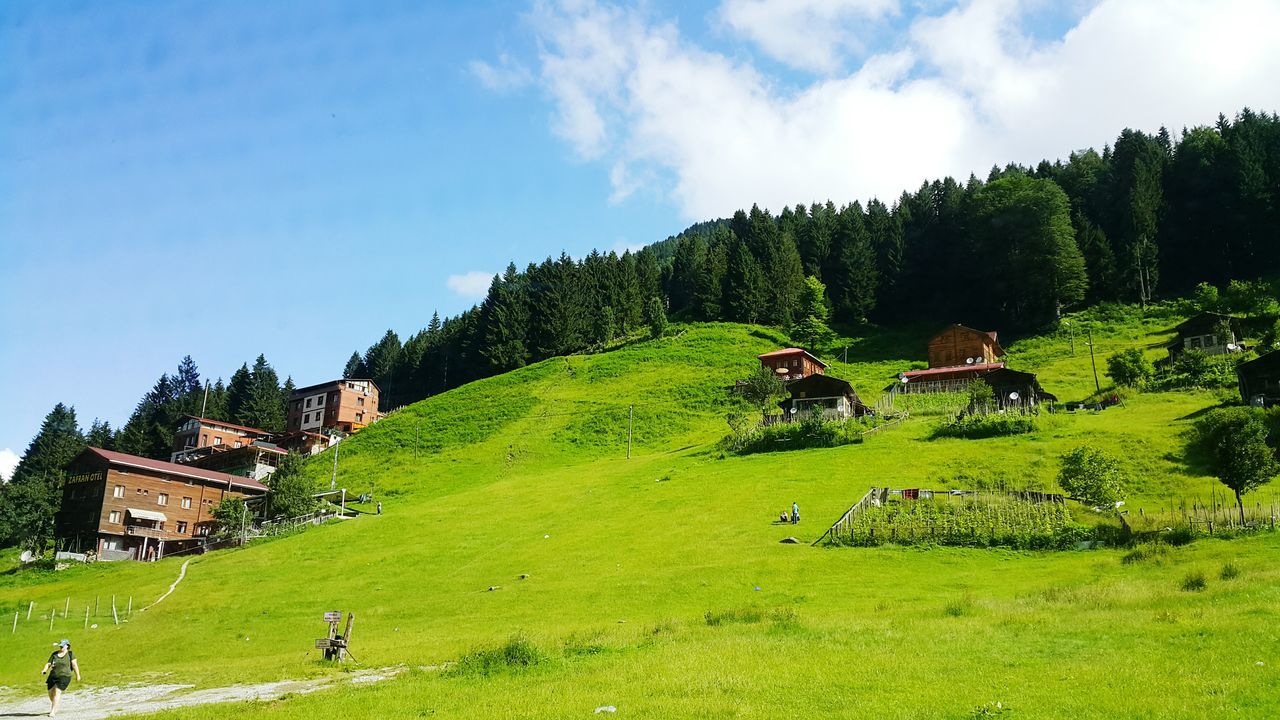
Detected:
[1,306,1278,718]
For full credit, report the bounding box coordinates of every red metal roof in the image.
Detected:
[903,362,1005,379]
[82,447,268,493]
[757,348,828,367]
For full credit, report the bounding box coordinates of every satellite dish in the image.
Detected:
[966,357,975,365]
[1008,391,1020,401]
[19,550,34,563]
[900,376,910,384]
[774,367,788,375]
[976,357,986,364]
[1227,343,1239,351]
[789,407,798,414]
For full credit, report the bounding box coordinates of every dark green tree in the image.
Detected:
[0,403,84,550]
[724,238,766,323]
[645,296,667,339]
[1194,408,1279,524]
[343,352,365,379]
[265,452,317,520]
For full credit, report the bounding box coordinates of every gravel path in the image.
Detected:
[0,666,405,719]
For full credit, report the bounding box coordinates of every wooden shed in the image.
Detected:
[758,348,827,381]
[1165,312,1244,362]
[776,374,868,420]
[1236,350,1280,407]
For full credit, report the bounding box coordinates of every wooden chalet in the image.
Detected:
[1165,312,1244,362]
[758,348,826,381]
[55,447,267,561]
[928,324,1005,369]
[776,374,868,421]
[981,368,1057,408]
[1236,350,1280,407]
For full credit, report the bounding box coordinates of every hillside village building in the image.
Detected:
[927,324,1006,368]
[287,379,381,434]
[777,374,869,420]
[757,348,827,381]
[1236,350,1280,407]
[1164,312,1244,362]
[55,447,267,561]
[170,416,273,461]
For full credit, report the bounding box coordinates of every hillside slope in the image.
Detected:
[1,314,1278,719]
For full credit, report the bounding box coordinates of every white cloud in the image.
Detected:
[719,0,900,72]
[468,53,533,93]
[446,271,496,300]
[0,448,17,483]
[525,0,1280,220]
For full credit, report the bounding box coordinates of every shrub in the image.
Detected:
[1219,562,1241,580]
[1121,543,1169,565]
[1181,571,1207,592]
[933,413,1037,440]
[1106,348,1153,388]
[448,636,545,676]
[1058,446,1127,508]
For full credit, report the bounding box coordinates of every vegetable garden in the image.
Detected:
[826,491,1090,550]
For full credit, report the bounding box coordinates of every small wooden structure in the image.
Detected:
[1165,312,1244,362]
[775,374,869,421]
[980,368,1057,408]
[757,348,826,381]
[927,324,1005,369]
[1236,350,1280,407]
[316,610,355,661]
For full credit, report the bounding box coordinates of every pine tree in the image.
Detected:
[645,297,667,339]
[236,356,284,432]
[828,201,877,324]
[0,403,84,550]
[225,364,252,424]
[115,373,177,459]
[205,379,229,421]
[480,264,531,371]
[790,276,835,350]
[85,419,115,450]
[724,238,766,323]
[363,330,402,409]
[1108,128,1166,304]
[343,352,365,378]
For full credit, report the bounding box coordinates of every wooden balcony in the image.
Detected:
[124,525,169,539]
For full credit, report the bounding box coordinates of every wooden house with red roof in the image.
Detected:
[758,348,827,381]
[55,447,267,561]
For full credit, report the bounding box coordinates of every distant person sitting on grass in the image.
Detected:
[779,510,789,523]
[792,502,800,524]
[41,638,81,717]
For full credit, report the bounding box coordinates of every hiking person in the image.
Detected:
[792,501,800,524]
[41,639,81,717]
[376,502,382,515]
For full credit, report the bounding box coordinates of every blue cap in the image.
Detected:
[58,639,69,647]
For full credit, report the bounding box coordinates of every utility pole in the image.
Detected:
[1087,327,1101,394]
[330,437,340,492]
[627,405,633,460]
[200,379,210,418]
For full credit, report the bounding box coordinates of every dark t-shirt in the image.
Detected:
[47,650,75,679]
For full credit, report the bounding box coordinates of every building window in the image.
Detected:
[306,397,313,408]
[357,397,365,406]
[316,395,324,406]
[331,392,339,403]
[113,485,125,498]
[304,413,311,423]
[202,433,208,445]
[176,521,188,534]
[356,412,364,422]
[234,440,242,448]
[157,493,168,506]
[181,497,192,509]
[108,511,121,524]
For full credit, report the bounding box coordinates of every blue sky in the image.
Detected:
[2,0,1279,472]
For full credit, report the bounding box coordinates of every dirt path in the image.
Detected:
[0,666,407,719]
[138,559,189,613]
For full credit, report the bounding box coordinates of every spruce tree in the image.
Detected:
[0,403,84,550]
[237,355,284,432]
[480,264,531,371]
[225,364,252,423]
[724,238,766,323]
[343,352,364,378]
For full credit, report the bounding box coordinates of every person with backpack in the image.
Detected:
[41,638,81,717]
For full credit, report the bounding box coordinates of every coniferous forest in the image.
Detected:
[4,109,1280,549]
[347,109,1280,410]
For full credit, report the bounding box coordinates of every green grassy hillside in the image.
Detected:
[2,309,1278,719]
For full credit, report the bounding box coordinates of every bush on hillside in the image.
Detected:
[1058,446,1128,508]
[1106,348,1153,388]
[933,413,1037,439]
[732,415,865,454]
[1148,349,1240,390]
[448,636,546,677]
